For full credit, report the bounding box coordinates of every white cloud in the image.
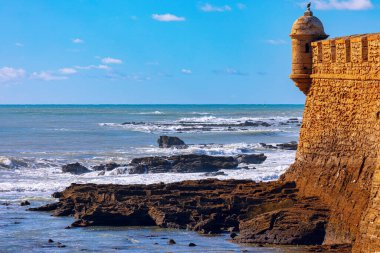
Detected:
[214,68,248,76]
[15,42,24,47]
[181,69,192,74]
[266,39,287,45]
[0,67,25,83]
[59,68,77,75]
[200,3,232,12]
[313,0,373,10]
[152,13,186,22]
[75,64,110,70]
[72,38,84,44]
[237,3,247,10]
[31,71,67,81]
[101,57,123,64]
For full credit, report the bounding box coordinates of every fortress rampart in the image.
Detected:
[311,34,380,80]
[285,9,380,253]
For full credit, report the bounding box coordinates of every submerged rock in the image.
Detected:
[276,141,298,150]
[203,171,227,177]
[260,142,298,151]
[241,121,271,127]
[237,154,267,164]
[20,200,30,206]
[92,162,121,171]
[158,136,187,148]
[62,163,90,175]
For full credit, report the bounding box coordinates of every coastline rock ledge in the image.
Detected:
[31,8,380,253]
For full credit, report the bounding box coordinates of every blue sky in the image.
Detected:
[0,0,379,104]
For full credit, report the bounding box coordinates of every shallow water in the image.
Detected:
[0,104,305,252]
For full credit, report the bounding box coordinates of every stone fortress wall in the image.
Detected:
[284,27,380,252]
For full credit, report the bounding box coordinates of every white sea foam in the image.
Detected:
[133,111,164,115]
[0,148,296,200]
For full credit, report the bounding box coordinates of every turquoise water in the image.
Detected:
[0,104,305,252]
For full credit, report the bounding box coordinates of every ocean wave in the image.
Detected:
[132,111,164,115]
[0,151,295,195]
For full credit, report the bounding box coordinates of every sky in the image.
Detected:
[0,0,379,104]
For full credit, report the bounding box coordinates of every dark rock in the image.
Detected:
[158,136,187,148]
[230,232,238,239]
[52,192,63,198]
[48,239,54,243]
[30,179,330,247]
[92,162,121,171]
[62,163,90,175]
[204,171,227,177]
[189,243,197,247]
[259,143,277,149]
[241,121,271,127]
[20,200,30,206]
[98,171,105,176]
[28,202,59,212]
[237,154,267,164]
[168,239,176,245]
[128,154,238,174]
[276,141,298,150]
[235,197,328,245]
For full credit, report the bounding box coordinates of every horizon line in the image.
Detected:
[0,103,305,106]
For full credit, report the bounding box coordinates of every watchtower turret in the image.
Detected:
[290,4,328,95]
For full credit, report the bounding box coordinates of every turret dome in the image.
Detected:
[290,9,327,38]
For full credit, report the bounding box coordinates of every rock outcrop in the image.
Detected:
[61,163,90,175]
[128,154,266,174]
[158,136,187,148]
[128,154,238,174]
[31,179,333,246]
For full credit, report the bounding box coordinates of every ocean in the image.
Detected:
[0,104,307,252]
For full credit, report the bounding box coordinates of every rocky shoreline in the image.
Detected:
[29,179,351,251]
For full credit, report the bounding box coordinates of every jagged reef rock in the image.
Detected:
[127,154,266,174]
[128,154,238,174]
[61,163,90,174]
[92,162,122,171]
[237,153,266,164]
[30,179,336,246]
[158,136,187,148]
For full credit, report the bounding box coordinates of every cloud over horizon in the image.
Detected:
[181,69,192,74]
[200,3,232,12]
[101,57,123,64]
[31,71,68,81]
[72,38,84,44]
[312,0,373,10]
[0,67,26,83]
[59,68,77,75]
[152,13,186,22]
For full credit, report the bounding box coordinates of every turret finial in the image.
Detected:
[305,2,313,16]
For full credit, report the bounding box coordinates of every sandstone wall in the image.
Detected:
[283,33,380,252]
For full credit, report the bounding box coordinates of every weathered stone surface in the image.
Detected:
[157,136,187,148]
[288,31,380,252]
[61,163,90,174]
[236,197,328,245]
